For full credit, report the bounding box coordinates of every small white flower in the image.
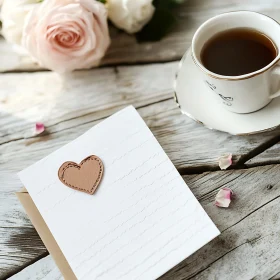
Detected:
[0,0,39,45]
[107,0,155,34]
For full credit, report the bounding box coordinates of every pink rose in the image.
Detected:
[22,0,110,72]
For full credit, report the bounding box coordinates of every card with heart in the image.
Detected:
[18,106,219,280]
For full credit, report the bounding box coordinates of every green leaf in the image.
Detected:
[135,0,186,42]
[171,0,186,4]
[153,0,185,8]
[97,0,106,3]
[136,7,176,42]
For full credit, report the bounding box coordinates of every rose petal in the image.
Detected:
[35,122,45,135]
[218,153,232,170]
[215,187,233,208]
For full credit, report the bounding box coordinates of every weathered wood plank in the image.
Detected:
[162,165,280,280]
[7,255,62,280]
[271,272,280,280]
[0,227,47,279]
[2,62,280,277]
[7,164,280,280]
[246,141,280,167]
[2,0,280,72]
[4,97,280,277]
[3,1,280,276]
[2,97,280,173]
[0,63,175,145]
[1,63,280,170]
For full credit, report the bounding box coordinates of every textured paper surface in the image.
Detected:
[18,106,220,280]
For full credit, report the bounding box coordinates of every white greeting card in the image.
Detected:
[18,106,219,280]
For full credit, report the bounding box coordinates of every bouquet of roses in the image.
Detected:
[0,0,184,73]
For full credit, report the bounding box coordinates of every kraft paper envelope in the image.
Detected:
[17,106,220,280]
[16,188,77,280]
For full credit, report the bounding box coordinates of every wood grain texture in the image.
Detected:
[1,63,280,170]
[162,165,280,280]
[7,255,62,280]
[2,62,280,277]
[245,142,280,167]
[7,165,280,280]
[2,0,280,72]
[2,0,280,278]
[166,166,280,279]
[271,272,280,280]
[0,64,175,145]
[0,227,47,279]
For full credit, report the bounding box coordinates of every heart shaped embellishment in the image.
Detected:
[58,155,104,195]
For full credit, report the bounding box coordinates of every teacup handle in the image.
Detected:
[270,65,280,99]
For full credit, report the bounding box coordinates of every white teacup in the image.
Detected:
[192,11,280,113]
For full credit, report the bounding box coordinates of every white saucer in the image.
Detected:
[174,48,280,135]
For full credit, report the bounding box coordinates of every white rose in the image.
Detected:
[107,0,155,34]
[1,0,39,45]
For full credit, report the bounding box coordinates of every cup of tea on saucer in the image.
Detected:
[174,11,280,135]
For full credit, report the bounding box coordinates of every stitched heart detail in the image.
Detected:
[58,155,104,195]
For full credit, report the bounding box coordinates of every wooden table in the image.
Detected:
[2,1,280,279]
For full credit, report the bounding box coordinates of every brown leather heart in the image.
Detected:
[58,155,104,195]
